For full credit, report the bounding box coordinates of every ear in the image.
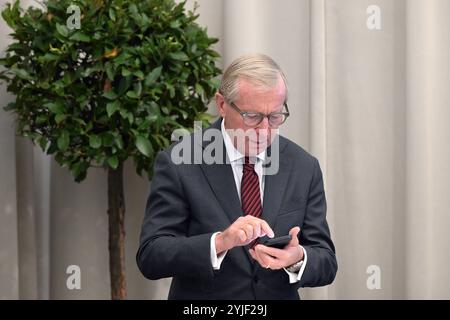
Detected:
[215,92,226,118]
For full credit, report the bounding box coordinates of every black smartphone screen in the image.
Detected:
[259,235,292,249]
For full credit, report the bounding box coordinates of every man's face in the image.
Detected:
[216,77,286,156]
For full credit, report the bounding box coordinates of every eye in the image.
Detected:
[270,114,284,121]
[246,113,262,120]
[268,113,287,126]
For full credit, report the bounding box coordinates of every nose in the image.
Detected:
[255,117,270,141]
[257,117,270,130]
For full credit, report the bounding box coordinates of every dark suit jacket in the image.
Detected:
[137,119,337,299]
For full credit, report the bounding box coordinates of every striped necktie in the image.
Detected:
[241,156,262,219]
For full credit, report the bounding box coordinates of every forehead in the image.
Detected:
[237,77,286,102]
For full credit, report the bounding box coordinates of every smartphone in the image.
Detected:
[259,235,292,249]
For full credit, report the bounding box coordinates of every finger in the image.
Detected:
[253,246,268,266]
[255,249,279,269]
[244,224,254,240]
[243,216,269,238]
[249,249,257,261]
[253,222,262,238]
[243,216,273,238]
[260,252,283,270]
[259,220,274,238]
[238,229,247,242]
[247,220,262,239]
[256,244,287,260]
[238,224,253,243]
[266,257,282,269]
[288,226,301,245]
[249,249,264,266]
[289,226,300,237]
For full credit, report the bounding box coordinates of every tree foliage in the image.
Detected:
[0,0,221,181]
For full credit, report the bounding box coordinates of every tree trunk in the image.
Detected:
[107,163,126,299]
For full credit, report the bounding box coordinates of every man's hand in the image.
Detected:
[249,226,304,270]
[215,216,275,254]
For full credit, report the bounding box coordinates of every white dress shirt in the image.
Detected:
[209,119,307,284]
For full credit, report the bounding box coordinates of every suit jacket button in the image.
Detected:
[253,275,259,283]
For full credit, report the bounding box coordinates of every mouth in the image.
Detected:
[250,137,269,143]
[249,140,268,148]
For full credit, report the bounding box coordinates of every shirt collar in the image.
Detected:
[221,118,266,164]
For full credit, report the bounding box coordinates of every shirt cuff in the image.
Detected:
[284,246,308,284]
[210,232,228,270]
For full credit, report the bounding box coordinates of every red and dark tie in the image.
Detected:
[241,157,262,247]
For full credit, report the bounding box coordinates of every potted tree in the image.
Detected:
[0,0,220,299]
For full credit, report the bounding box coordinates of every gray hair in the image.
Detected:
[219,53,288,103]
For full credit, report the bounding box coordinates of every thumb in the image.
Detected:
[289,226,301,244]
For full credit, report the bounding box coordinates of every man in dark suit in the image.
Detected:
[137,54,337,299]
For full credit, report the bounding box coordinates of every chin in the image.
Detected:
[247,143,268,156]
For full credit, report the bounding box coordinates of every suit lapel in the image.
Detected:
[261,168,290,230]
[261,140,289,230]
[199,161,244,224]
[198,119,244,224]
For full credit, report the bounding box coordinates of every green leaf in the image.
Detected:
[1,1,20,29]
[115,135,124,149]
[11,68,32,80]
[170,20,181,28]
[39,53,60,63]
[102,133,115,147]
[44,102,65,114]
[121,68,131,77]
[209,77,221,89]
[136,136,153,157]
[129,4,139,15]
[154,134,170,148]
[103,90,118,100]
[56,23,69,37]
[178,109,188,120]
[167,84,175,98]
[107,156,119,169]
[38,136,48,151]
[72,162,88,183]
[126,91,139,99]
[117,75,131,95]
[89,135,102,149]
[69,32,91,42]
[120,109,134,124]
[106,100,120,117]
[127,112,134,124]
[168,52,189,61]
[36,115,47,124]
[105,63,115,80]
[55,114,67,124]
[57,131,69,151]
[109,8,116,21]
[144,66,162,86]
[134,70,144,79]
[134,82,142,96]
[195,83,204,97]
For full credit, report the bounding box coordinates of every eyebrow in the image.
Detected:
[237,104,286,114]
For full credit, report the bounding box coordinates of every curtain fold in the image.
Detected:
[404,0,450,299]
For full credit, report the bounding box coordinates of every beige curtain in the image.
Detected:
[1,0,449,299]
